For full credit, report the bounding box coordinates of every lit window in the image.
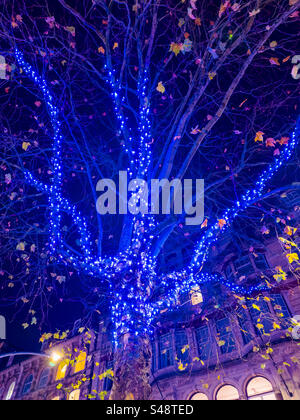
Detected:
[247,377,276,400]
[5,381,16,400]
[190,392,208,400]
[74,351,87,373]
[56,359,70,381]
[216,385,239,400]
[38,368,50,389]
[69,389,80,400]
[52,396,60,400]
[190,285,203,305]
[22,374,33,395]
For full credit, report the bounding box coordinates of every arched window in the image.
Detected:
[5,381,16,400]
[56,359,70,381]
[38,368,50,389]
[69,389,80,400]
[74,351,87,373]
[247,377,276,400]
[216,385,239,400]
[22,374,33,395]
[190,392,209,400]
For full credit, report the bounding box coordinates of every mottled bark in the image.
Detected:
[109,334,152,401]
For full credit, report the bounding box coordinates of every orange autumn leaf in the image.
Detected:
[255,131,264,142]
[266,137,276,147]
[218,219,226,229]
[269,57,280,66]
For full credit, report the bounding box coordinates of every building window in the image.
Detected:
[175,330,189,365]
[247,377,276,400]
[22,374,33,395]
[253,254,269,270]
[234,255,254,277]
[216,385,239,400]
[190,285,203,305]
[38,368,50,389]
[190,392,209,400]
[74,351,87,373]
[248,298,273,334]
[103,360,114,392]
[195,326,212,361]
[69,389,80,400]
[5,381,16,400]
[271,294,291,319]
[151,341,157,373]
[215,318,236,354]
[56,359,70,381]
[159,333,174,369]
[237,308,253,345]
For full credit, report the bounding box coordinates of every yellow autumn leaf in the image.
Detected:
[16,242,26,251]
[286,253,299,264]
[170,42,182,56]
[22,142,31,151]
[284,225,297,236]
[254,131,264,142]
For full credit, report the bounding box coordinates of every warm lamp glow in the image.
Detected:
[49,352,62,365]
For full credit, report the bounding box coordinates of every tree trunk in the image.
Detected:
[109,333,152,400]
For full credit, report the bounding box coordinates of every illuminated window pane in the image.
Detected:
[56,359,69,381]
[216,385,239,400]
[190,286,203,305]
[247,377,276,400]
[5,381,16,400]
[69,389,80,400]
[74,351,87,373]
[190,392,208,400]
